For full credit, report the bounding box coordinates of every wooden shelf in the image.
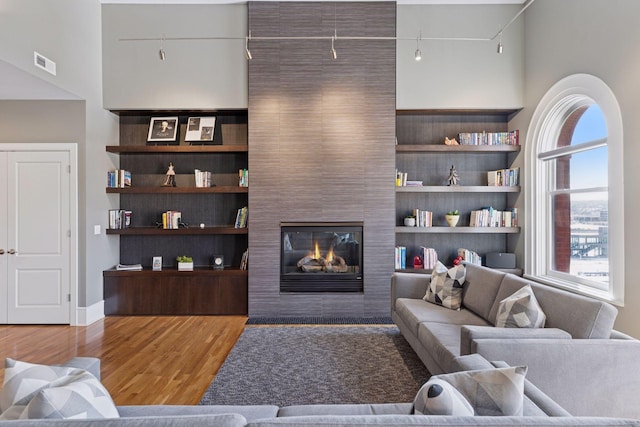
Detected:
[396,186,520,193]
[106,186,248,194]
[106,145,248,154]
[395,226,520,234]
[396,144,520,153]
[396,108,522,116]
[103,267,248,277]
[106,226,247,235]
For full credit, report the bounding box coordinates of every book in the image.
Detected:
[107,170,132,188]
[108,209,132,229]
[458,130,520,146]
[240,249,249,270]
[239,169,249,187]
[421,247,438,270]
[234,206,248,228]
[115,263,143,271]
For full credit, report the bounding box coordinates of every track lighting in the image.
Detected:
[414,32,422,61]
[330,36,337,60]
[159,35,166,61]
[245,33,252,60]
[496,32,503,54]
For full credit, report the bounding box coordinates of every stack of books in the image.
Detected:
[239,169,249,187]
[420,247,438,270]
[194,169,213,187]
[458,130,519,146]
[108,209,131,229]
[107,170,131,188]
[234,206,248,228]
[394,246,407,269]
[162,210,182,229]
[240,249,249,270]
[412,209,433,227]
[458,248,481,266]
[469,207,518,227]
[487,168,520,186]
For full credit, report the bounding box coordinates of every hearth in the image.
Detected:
[280,222,363,292]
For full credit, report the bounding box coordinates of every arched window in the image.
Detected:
[526,74,624,304]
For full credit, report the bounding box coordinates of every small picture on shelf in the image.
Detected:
[185,116,216,144]
[152,256,162,271]
[147,117,178,143]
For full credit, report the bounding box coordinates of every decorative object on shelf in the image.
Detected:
[177,255,193,271]
[162,162,176,187]
[413,255,423,269]
[444,137,459,146]
[185,117,216,143]
[404,215,416,227]
[239,168,248,187]
[147,117,178,143]
[445,210,460,227]
[447,165,460,186]
[211,255,224,270]
[152,256,162,271]
[453,255,463,266]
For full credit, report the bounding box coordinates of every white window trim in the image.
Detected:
[525,74,625,306]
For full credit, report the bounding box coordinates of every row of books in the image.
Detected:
[458,130,519,146]
[239,169,249,187]
[487,168,520,187]
[421,247,438,270]
[458,248,482,266]
[162,210,182,229]
[234,206,248,228]
[410,209,433,227]
[395,170,422,187]
[107,170,131,188]
[240,249,249,270]
[470,207,518,228]
[108,209,131,229]
[394,246,408,269]
[194,169,213,187]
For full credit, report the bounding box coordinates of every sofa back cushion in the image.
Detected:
[488,275,618,339]
[462,264,505,322]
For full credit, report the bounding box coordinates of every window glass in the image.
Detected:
[550,146,608,191]
[570,105,607,145]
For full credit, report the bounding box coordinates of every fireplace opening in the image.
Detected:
[280,222,363,292]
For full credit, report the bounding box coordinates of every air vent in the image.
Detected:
[33,51,56,76]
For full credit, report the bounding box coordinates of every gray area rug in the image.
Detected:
[245,316,394,325]
[199,326,430,407]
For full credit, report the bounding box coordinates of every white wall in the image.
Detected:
[0,0,119,311]
[102,4,247,110]
[510,0,640,337]
[396,4,523,109]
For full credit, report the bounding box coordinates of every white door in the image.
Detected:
[5,151,71,324]
[0,152,7,323]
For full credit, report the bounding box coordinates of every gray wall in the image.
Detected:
[510,0,640,337]
[0,0,119,310]
[102,4,247,110]
[248,1,397,317]
[396,4,523,110]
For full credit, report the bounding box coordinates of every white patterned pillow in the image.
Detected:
[423,261,466,310]
[413,378,474,416]
[432,366,528,416]
[496,285,546,328]
[0,359,118,420]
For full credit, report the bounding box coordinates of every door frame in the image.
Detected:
[1,143,77,325]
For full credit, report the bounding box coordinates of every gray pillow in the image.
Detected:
[430,366,528,416]
[495,284,546,328]
[413,378,474,416]
[423,261,466,310]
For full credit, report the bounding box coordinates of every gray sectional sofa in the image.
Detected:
[1,356,639,426]
[391,263,640,420]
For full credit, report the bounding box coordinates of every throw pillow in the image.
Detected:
[423,261,466,310]
[412,378,474,416]
[0,359,118,420]
[432,366,528,416]
[495,284,547,328]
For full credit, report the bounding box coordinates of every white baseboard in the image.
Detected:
[76,300,105,326]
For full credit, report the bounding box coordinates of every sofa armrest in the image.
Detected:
[472,338,640,419]
[390,273,430,312]
[460,325,572,355]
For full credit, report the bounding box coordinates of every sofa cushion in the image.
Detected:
[417,323,464,373]
[430,366,528,416]
[495,285,546,328]
[462,263,506,323]
[0,358,118,420]
[278,403,412,417]
[412,379,473,416]
[395,299,489,338]
[424,262,466,310]
[488,275,617,338]
[119,405,280,421]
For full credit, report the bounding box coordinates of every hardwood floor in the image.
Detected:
[0,316,247,405]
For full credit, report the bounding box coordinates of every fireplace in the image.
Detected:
[280,222,363,292]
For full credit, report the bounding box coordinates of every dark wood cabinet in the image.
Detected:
[103,110,249,315]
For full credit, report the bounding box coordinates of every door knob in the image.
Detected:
[8,249,16,255]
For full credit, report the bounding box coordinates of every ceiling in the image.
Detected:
[99,0,527,4]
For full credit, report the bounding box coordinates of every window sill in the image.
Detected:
[523,273,624,307]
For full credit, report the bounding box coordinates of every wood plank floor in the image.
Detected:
[0,316,247,405]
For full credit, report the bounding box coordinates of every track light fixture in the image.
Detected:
[245,31,252,60]
[159,34,166,61]
[330,34,337,60]
[414,31,422,61]
[496,32,503,54]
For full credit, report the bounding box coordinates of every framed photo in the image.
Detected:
[185,116,216,143]
[147,117,178,143]
[152,256,162,271]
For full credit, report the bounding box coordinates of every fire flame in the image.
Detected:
[314,242,321,260]
[326,248,334,263]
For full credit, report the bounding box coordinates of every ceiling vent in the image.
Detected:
[33,51,56,76]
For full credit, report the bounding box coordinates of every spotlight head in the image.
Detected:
[245,36,252,60]
[497,41,503,54]
[159,48,166,61]
[330,47,337,60]
[415,48,422,61]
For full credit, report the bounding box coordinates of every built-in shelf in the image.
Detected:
[106,186,248,194]
[396,186,520,193]
[106,145,248,154]
[395,226,520,234]
[106,226,247,236]
[103,267,248,277]
[396,145,520,153]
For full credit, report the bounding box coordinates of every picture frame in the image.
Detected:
[152,256,162,271]
[185,116,216,143]
[147,117,179,143]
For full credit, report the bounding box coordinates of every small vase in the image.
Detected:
[404,217,416,227]
[445,215,460,227]
[178,262,194,271]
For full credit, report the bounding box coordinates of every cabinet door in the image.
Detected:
[6,151,71,324]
